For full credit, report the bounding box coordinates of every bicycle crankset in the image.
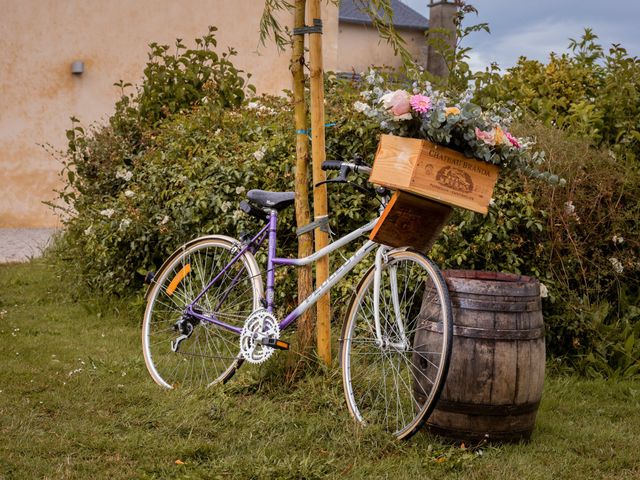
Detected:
[239,310,288,364]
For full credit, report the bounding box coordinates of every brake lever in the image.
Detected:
[315,178,346,188]
[316,164,350,187]
[316,160,375,196]
[315,179,375,197]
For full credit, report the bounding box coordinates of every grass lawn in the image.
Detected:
[1,261,639,479]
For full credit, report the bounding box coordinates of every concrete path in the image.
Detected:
[0,228,58,263]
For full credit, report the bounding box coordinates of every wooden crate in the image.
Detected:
[369,134,500,214]
[370,190,453,252]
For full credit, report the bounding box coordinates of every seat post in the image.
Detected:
[266,209,278,312]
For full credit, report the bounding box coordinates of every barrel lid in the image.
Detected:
[443,270,540,297]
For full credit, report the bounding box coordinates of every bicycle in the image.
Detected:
[142,158,453,440]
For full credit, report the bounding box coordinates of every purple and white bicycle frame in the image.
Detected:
[184,210,384,336]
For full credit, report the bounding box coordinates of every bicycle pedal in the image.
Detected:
[261,338,290,350]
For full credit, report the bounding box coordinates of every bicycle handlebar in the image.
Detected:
[321,160,372,176]
[321,160,343,171]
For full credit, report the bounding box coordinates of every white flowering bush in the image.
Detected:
[51,81,379,298]
[53,97,299,294]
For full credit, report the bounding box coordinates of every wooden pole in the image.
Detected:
[290,0,314,368]
[308,0,331,365]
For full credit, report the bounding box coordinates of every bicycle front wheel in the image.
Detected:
[142,236,263,389]
[340,249,453,440]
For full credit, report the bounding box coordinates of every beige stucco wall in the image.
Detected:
[337,23,427,74]
[0,0,339,227]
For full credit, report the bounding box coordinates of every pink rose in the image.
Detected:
[380,90,412,120]
[475,127,496,146]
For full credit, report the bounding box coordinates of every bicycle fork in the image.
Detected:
[372,246,409,351]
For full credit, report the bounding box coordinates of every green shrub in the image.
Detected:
[111,26,254,135]
[475,29,640,160]
[51,29,639,377]
[53,75,383,307]
[515,120,640,371]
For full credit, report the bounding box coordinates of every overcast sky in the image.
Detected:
[400,0,640,71]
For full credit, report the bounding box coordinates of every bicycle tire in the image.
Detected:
[340,249,453,440]
[142,236,263,389]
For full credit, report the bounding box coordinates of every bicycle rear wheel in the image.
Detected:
[142,236,263,389]
[340,249,453,440]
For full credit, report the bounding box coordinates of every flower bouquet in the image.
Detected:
[355,70,559,178]
[354,70,560,250]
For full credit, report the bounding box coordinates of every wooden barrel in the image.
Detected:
[415,270,545,443]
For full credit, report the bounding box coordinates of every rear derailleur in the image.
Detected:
[171,314,200,352]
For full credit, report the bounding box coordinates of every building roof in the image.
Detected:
[339,0,429,31]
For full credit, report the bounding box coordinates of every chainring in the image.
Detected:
[239,309,280,364]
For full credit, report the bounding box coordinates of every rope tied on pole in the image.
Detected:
[295,123,336,137]
[292,18,323,35]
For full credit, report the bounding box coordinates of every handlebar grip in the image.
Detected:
[321,160,343,171]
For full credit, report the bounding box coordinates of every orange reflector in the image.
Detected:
[275,340,289,350]
[166,264,191,296]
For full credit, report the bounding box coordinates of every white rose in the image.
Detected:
[221,201,232,213]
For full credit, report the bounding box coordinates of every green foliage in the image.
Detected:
[53,74,382,304]
[56,97,296,296]
[51,27,639,377]
[53,28,255,292]
[573,302,640,379]
[475,29,640,160]
[111,27,253,140]
[258,0,294,51]
[516,120,640,372]
[430,171,545,273]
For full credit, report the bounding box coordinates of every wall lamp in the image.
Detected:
[71,61,84,75]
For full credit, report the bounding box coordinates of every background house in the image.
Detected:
[337,0,429,73]
[0,0,338,228]
[1,0,454,229]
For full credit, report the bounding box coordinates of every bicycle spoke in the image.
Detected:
[342,250,452,440]
[143,238,262,389]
